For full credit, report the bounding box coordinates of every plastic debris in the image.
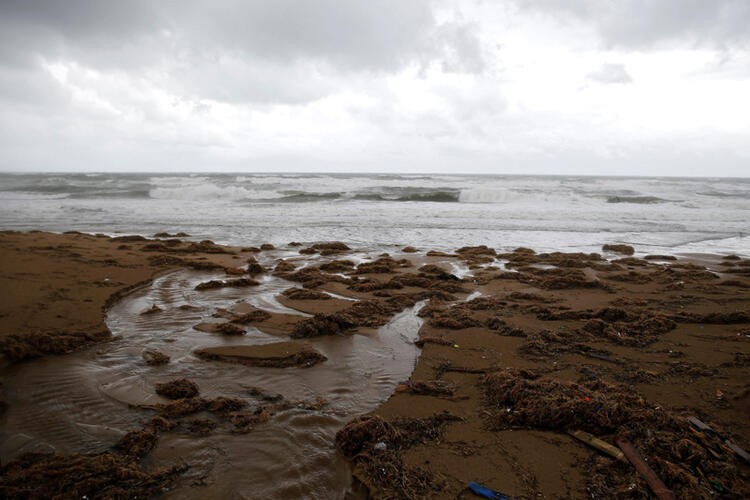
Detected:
[467,481,511,500]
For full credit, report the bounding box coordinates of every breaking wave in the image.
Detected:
[606,195,667,204]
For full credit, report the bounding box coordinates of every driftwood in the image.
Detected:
[616,439,674,500]
[567,430,625,462]
[687,416,750,464]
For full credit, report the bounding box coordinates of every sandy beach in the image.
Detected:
[0,231,748,498]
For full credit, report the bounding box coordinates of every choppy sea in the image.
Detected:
[1,173,748,256]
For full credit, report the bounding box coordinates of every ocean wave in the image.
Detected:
[697,190,750,199]
[458,188,523,203]
[353,191,460,202]
[606,195,666,204]
[68,189,151,199]
[149,183,269,201]
[277,191,344,202]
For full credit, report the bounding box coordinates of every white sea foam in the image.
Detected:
[149,184,260,201]
[0,173,747,257]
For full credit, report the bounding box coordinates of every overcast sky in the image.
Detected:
[1,0,748,176]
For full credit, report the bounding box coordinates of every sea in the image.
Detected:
[1,172,748,256]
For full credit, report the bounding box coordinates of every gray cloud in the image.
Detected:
[0,1,747,176]
[0,1,485,105]
[0,1,483,71]
[518,0,750,48]
[587,63,633,84]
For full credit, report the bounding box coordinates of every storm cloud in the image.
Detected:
[0,0,748,175]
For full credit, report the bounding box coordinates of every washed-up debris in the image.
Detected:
[519,329,618,362]
[186,418,218,436]
[193,321,247,335]
[354,257,411,274]
[142,348,170,365]
[194,278,259,291]
[245,260,264,275]
[281,288,332,300]
[319,259,355,272]
[292,295,419,337]
[229,309,272,324]
[296,396,328,411]
[687,417,750,464]
[226,408,272,434]
[274,260,296,272]
[567,430,625,462]
[335,412,462,499]
[617,439,675,500]
[0,452,185,499]
[149,396,247,419]
[396,380,455,397]
[155,378,200,400]
[602,244,635,255]
[291,312,357,337]
[414,336,455,348]
[299,241,351,255]
[337,411,462,457]
[645,255,677,261]
[434,361,490,378]
[467,481,512,500]
[114,428,159,458]
[246,386,284,402]
[480,369,749,497]
[147,415,177,431]
[140,304,162,315]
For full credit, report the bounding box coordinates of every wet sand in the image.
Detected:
[1,233,749,498]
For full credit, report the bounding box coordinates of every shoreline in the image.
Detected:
[0,231,748,498]
[0,231,251,361]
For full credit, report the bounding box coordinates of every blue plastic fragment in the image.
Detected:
[468,481,511,500]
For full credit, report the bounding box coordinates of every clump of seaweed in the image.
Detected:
[114,428,159,458]
[142,348,170,365]
[0,452,185,498]
[335,412,462,499]
[480,369,749,498]
[291,295,419,338]
[0,328,111,361]
[194,278,258,291]
[281,288,332,300]
[155,378,200,400]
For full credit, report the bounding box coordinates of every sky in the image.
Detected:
[0,0,749,176]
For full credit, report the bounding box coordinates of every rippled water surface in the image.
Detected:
[0,250,427,498]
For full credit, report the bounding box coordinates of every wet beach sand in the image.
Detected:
[0,231,748,498]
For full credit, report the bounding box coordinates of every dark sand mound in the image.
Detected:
[194,342,326,368]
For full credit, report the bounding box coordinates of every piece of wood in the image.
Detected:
[687,416,750,463]
[568,430,626,462]
[725,440,750,464]
[616,439,675,500]
[686,416,712,432]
